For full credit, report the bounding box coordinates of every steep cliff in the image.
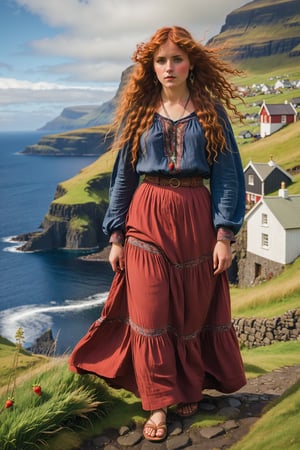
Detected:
[18,0,300,252]
[22,126,112,156]
[17,159,114,251]
[38,66,133,133]
[207,0,300,60]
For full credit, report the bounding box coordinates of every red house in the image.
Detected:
[259,101,297,137]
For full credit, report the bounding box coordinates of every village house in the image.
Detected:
[244,185,300,284]
[274,79,292,90]
[238,130,253,139]
[259,101,297,137]
[244,159,293,204]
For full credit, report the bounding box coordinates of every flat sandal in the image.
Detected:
[143,408,167,442]
[175,402,198,417]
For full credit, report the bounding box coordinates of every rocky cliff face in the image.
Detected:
[17,174,111,252]
[207,0,300,60]
[18,0,300,253]
[22,126,113,156]
[38,66,133,133]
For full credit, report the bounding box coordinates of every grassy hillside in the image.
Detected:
[231,256,300,317]
[237,116,300,167]
[53,115,300,208]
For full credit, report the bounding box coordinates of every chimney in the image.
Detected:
[268,155,275,166]
[278,181,289,199]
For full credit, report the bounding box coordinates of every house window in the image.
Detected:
[261,233,269,248]
[261,213,268,225]
[248,174,254,186]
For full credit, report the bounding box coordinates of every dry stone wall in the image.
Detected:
[233,309,300,348]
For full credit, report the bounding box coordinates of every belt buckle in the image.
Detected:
[169,177,181,188]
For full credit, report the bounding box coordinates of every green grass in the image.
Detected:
[231,256,300,317]
[52,150,115,205]
[1,45,300,449]
[230,380,300,450]
[241,341,300,378]
[0,360,110,450]
[0,337,48,392]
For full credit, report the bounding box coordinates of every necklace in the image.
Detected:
[160,93,191,171]
[160,93,190,122]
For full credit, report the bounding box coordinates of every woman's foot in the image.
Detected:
[143,408,167,441]
[176,402,198,417]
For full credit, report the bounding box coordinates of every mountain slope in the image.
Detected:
[207,0,300,61]
[39,0,300,133]
[38,66,132,133]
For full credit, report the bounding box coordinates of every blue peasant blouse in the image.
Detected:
[102,110,245,237]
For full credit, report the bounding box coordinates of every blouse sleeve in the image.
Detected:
[102,142,140,238]
[210,111,245,236]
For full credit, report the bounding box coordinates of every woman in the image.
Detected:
[69,25,246,442]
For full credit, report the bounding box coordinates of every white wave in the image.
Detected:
[1,236,29,253]
[0,292,108,346]
[3,245,32,253]
[1,236,20,243]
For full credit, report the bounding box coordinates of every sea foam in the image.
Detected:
[0,292,108,347]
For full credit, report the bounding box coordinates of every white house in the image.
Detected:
[245,185,300,265]
[274,79,292,90]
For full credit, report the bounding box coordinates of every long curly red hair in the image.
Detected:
[110,26,243,165]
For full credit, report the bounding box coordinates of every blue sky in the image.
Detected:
[0,0,247,131]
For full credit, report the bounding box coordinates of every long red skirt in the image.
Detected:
[69,181,246,410]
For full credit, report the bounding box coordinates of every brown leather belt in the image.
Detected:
[144,175,203,188]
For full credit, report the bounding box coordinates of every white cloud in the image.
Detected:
[16,0,247,83]
[3,0,247,130]
[0,77,117,92]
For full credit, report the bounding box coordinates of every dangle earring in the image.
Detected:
[189,70,195,85]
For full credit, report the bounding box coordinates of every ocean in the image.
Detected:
[0,131,114,354]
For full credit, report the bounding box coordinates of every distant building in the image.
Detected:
[259,101,297,137]
[245,185,300,266]
[238,130,253,139]
[244,159,293,204]
[274,79,292,90]
[291,97,300,108]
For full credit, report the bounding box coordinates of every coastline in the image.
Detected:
[79,245,111,262]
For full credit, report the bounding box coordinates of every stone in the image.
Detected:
[198,401,216,411]
[142,441,166,450]
[27,329,55,355]
[166,433,191,449]
[199,426,224,439]
[223,420,239,431]
[119,425,130,436]
[168,420,183,436]
[117,430,143,447]
[93,435,111,446]
[228,398,242,408]
[218,407,240,419]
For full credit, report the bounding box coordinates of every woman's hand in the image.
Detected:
[109,243,125,272]
[213,240,232,275]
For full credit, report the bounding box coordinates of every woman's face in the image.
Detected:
[153,39,192,90]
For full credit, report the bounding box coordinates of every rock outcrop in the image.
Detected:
[17,174,110,252]
[37,66,133,133]
[27,329,56,355]
[22,126,113,156]
[207,0,300,60]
